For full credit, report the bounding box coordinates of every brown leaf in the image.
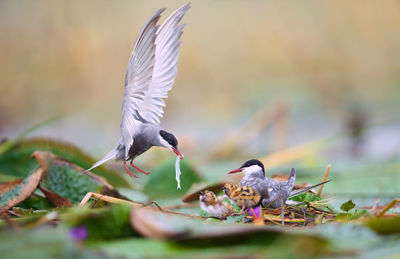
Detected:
[131,207,189,239]
[0,168,45,215]
[129,206,325,252]
[38,185,73,207]
[0,179,23,196]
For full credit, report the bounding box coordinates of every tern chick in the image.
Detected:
[222,183,261,213]
[199,190,235,218]
[228,159,329,208]
[87,4,190,178]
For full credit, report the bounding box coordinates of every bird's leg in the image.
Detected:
[123,161,137,178]
[130,160,150,175]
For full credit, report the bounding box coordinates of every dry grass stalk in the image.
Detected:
[377,199,400,217]
[318,164,331,196]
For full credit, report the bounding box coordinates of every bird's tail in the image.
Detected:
[288,180,331,198]
[287,168,296,189]
[86,148,118,172]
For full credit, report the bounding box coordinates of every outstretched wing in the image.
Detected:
[121,8,164,158]
[141,3,191,124]
[120,3,190,158]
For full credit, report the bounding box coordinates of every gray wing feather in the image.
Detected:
[288,180,331,198]
[141,3,190,124]
[121,8,164,159]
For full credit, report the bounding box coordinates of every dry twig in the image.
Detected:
[318,164,331,196]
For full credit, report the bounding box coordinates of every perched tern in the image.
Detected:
[228,159,330,208]
[88,3,190,181]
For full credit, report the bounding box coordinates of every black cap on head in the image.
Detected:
[159,130,178,149]
[239,159,265,173]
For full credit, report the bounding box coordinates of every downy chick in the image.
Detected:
[199,190,235,218]
[223,183,261,213]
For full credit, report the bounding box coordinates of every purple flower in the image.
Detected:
[69,226,88,241]
[247,206,262,218]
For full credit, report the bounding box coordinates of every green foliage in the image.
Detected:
[0,175,29,207]
[340,200,356,212]
[11,207,49,216]
[225,214,246,222]
[18,195,53,211]
[336,210,368,222]
[365,215,400,235]
[143,158,202,197]
[0,138,129,187]
[0,226,107,259]
[290,192,322,203]
[336,200,360,221]
[41,162,102,204]
[199,209,209,217]
[223,197,241,213]
[66,204,138,240]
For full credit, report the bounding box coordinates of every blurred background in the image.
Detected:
[1,0,400,173]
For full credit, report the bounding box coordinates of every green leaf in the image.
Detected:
[143,158,202,197]
[289,192,322,203]
[199,209,209,217]
[0,167,45,213]
[225,214,246,222]
[223,197,241,213]
[0,177,29,207]
[340,200,356,212]
[41,163,102,204]
[31,151,120,205]
[0,137,129,187]
[18,195,53,211]
[335,213,351,221]
[365,215,400,235]
[64,205,138,240]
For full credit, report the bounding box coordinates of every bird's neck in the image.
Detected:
[241,171,264,185]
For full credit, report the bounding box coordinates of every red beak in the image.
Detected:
[172,148,184,159]
[228,168,243,174]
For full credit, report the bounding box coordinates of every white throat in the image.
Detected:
[243,165,263,175]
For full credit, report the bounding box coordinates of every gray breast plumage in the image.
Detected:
[115,123,162,161]
[240,173,270,199]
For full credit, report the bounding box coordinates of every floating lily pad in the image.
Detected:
[32,151,122,205]
[0,179,23,195]
[0,137,129,187]
[0,167,45,215]
[365,215,400,235]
